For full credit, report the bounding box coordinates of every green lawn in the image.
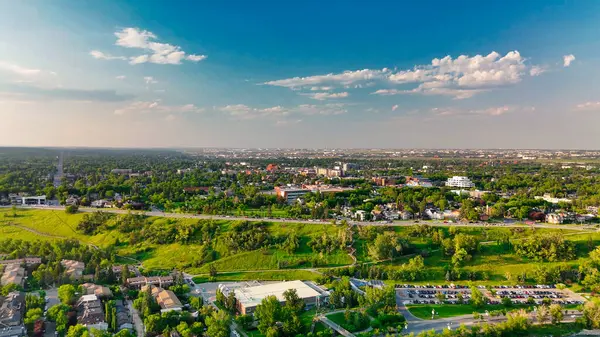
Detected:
[406,304,532,320]
[326,311,370,332]
[192,269,321,283]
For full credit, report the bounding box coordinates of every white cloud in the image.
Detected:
[529,66,545,76]
[575,101,600,110]
[92,27,207,65]
[218,103,347,119]
[165,114,176,122]
[431,105,533,118]
[275,119,302,126]
[391,104,399,111]
[373,86,484,100]
[0,61,42,76]
[310,86,333,91]
[144,76,158,84]
[89,50,127,61]
[306,92,349,100]
[263,68,389,88]
[563,54,575,67]
[115,101,204,115]
[116,75,126,80]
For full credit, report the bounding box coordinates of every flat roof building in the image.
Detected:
[445,176,475,188]
[232,280,328,315]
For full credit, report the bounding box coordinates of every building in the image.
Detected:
[111,169,133,175]
[76,295,107,331]
[231,280,328,315]
[20,196,46,206]
[535,194,573,204]
[114,300,133,331]
[445,176,475,188]
[354,210,366,221]
[405,176,433,188]
[90,200,111,208]
[111,265,140,277]
[371,177,396,186]
[274,186,310,204]
[142,286,182,313]
[0,258,41,267]
[1,264,25,287]
[126,276,174,289]
[342,163,359,171]
[315,167,344,178]
[61,260,85,279]
[0,292,25,327]
[82,283,113,298]
[0,326,26,337]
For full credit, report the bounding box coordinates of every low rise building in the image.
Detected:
[1,264,25,287]
[0,258,41,267]
[0,292,25,327]
[61,260,85,280]
[114,300,133,331]
[21,196,46,206]
[76,295,107,330]
[232,280,328,315]
[142,286,182,313]
[445,176,475,188]
[126,276,174,289]
[82,283,113,298]
[405,176,433,188]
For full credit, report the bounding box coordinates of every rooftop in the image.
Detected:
[234,280,322,308]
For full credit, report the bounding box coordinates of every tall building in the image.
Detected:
[445,176,475,188]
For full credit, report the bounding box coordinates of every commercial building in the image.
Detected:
[231,280,329,315]
[445,176,475,188]
[76,295,107,331]
[405,176,433,188]
[20,196,46,206]
[274,186,309,204]
[315,167,343,178]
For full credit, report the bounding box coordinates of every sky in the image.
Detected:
[1,0,599,149]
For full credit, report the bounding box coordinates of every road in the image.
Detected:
[12,205,599,232]
[127,300,144,337]
[53,152,64,188]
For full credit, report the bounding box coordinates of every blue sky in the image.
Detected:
[0,0,599,148]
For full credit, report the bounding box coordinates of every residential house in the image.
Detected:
[82,283,113,299]
[126,276,174,289]
[114,300,133,331]
[0,292,25,327]
[1,264,25,287]
[61,260,85,280]
[142,285,182,313]
[76,295,107,330]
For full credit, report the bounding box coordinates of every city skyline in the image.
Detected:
[1,0,600,149]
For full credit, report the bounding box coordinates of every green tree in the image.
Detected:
[205,310,231,337]
[58,284,77,305]
[549,303,564,324]
[469,286,486,308]
[283,288,305,314]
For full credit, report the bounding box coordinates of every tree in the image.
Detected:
[583,300,600,329]
[24,308,43,325]
[189,296,203,311]
[255,296,282,335]
[549,303,564,324]
[235,314,253,331]
[205,310,230,337]
[66,324,89,337]
[536,305,549,324]
[58,284,77,305]
[65,205,79,214]
[469,286,486,308]
[451,248,471,267]
[368,233,409,261]
[501,296,512,307]
[283,288,305,314]
[209,264,218,278]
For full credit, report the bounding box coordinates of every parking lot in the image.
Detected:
[395,284,585,306]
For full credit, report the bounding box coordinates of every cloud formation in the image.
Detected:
[144,76,158,84]
[0,61,42,76]
[306,92,349,100]
[575,101,600,110]
[263,68,389,88]
[0,83,133,102]
[563,54,575,67]
[114,101,204,115]
[431,105,535,117]
[92,27,207,65]
[219,103,347,120]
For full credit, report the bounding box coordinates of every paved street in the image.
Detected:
[127,300,144,337]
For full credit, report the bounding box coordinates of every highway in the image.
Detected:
[12,205,599,232]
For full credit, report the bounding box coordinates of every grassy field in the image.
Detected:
[406,304,529,320]
[4,207,599,287]
[192,269,321,283]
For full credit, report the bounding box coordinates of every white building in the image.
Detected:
[231,280,328,315]
[21,195,46,205]
[445,176,475,188]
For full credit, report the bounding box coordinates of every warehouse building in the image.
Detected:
[229,280,328,315]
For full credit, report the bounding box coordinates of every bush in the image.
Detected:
[65,205,79,214]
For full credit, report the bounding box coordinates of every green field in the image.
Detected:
[3,207,600,287]
[406,304,533,320]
